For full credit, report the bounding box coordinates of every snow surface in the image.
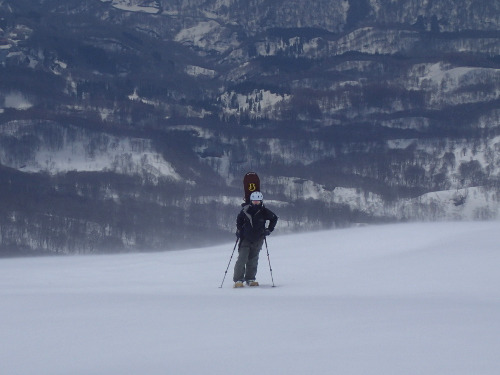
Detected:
[1,221,499,375]
[2,92,32,110]
[220,89,291,116]
[184,65,217,78]
[422,63,476,85]
[99,0,160,14]
[174,20,239,53]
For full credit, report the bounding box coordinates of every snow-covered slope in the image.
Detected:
[0,121,180,181]
[1,221,499,375]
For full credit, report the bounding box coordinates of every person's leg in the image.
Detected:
[233,240,251,282]
[244,239,263,282]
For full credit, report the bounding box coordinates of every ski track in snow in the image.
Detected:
[0,221,499,375]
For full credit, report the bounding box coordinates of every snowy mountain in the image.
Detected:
[0,0,499,254]
[1,222,499,374]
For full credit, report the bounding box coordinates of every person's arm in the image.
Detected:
[266,209,278,232]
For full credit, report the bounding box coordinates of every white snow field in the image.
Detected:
[1,221,499,375]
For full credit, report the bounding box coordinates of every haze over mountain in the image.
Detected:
[0,0,499,254]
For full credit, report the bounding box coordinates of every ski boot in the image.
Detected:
[234,281,245,288]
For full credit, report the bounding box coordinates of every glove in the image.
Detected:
[264,229,271,236]
[235,230,241,239]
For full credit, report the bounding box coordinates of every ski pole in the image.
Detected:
[219,238,239,288]
[264,238,275,287]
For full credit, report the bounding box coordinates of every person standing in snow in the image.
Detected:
[233,191,278,287]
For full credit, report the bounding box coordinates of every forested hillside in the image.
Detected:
[1,0,499,254]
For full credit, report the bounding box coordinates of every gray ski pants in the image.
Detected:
[233,238,264,282]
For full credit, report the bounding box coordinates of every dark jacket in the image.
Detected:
[237,203,278,242]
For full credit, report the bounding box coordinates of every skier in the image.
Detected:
[233,191,278,287]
